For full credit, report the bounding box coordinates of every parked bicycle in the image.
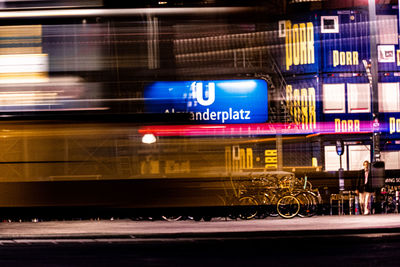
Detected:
[219,171,320,219]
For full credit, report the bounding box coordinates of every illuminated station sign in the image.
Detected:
[144,79,268,124]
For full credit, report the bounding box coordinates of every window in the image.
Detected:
[377,15,398,45]
[321,16,339,33]
[381,151,400,170]
[325,145,371,171]
[348,145,370,171]
[347,83,370,113]
[278,20,286,38]
[323,83,345,113]
[377,45,395,63]
[379,83,400,112]
[324,146,347,171]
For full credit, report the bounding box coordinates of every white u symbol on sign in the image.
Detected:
[195,82,215,106]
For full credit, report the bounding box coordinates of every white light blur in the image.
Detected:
[0,54,49,84]
[142,134,157,144]
[0,7,251,19]
[218,80,257,93]
[0,54,48,73]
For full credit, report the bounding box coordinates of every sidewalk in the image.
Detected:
[0,214,400,240]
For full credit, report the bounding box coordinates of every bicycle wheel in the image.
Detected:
[255,197,269,219]
[161,215,182,221]
[257,194,272,217]
[305,192,319,217]
[277,195,300,219]
[238,196,259,220]
[263,193,279,217]
[294,192,310,218]
[387,196,396,213]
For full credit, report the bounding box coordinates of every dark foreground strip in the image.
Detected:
[2,227,400,243]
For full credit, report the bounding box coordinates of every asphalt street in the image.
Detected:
[0,215,400,266]
[0,214,400,239]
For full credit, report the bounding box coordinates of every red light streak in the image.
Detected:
[139,121,375,137]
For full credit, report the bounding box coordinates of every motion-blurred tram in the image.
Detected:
[0,2,398,217]
[0,5,279,217]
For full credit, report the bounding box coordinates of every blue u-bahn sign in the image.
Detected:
[144,79,268,124]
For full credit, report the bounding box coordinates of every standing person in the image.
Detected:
[356,160,373,215]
